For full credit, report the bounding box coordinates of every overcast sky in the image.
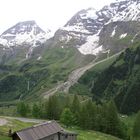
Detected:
[0,0,116,34]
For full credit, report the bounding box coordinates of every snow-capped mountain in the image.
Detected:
[0,20,52,47]
[1,0,140,64]
[55,0,140,55]
[107,0,140,23]
[0,20,52,62]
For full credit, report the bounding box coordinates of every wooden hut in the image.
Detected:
[12,121,77,140]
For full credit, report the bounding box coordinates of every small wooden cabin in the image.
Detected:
[12,121,77,140]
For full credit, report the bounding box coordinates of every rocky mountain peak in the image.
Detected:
[56,0,140,55]
[105,0,140,24]
[1,20,45,36]
[0,20,52,47]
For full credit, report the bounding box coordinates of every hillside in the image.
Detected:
[92,43,140,114]
[69,52,118,96]
[1,0,140,103]
[0,116,121,140]
[0,46,94,101]
[72,42,140,114]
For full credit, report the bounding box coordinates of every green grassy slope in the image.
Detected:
[0,135,10,140]
[0,46,95,102]
[70,43,140,114]
[0,117,35,140]
[69,52,118,96]
[0,117,121,140]
[92,44,140,114]
[69,128,121,140]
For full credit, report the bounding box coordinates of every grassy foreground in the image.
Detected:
[68,128,121,140]
[0,116,121,140]
[0,135,10,140]
[0,116,35,140]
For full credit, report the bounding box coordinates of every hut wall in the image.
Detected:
[41,133,59,140]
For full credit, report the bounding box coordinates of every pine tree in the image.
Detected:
[71,94,81,125]
[47,95,61,120]
[99,103,108,132]
[32,103,40,118]
[84,100,96,129]
[78,105,88,129]
[17,102,28,117]
[64,95,71,108]
[105,100,124,138]
[41,100,48,119]
[71,94,80,113]
[60,108,75,127]
[132,111,140,140]
[94,104,102,131]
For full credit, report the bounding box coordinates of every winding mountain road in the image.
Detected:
[4,116,45,123]
[43,52,121,99]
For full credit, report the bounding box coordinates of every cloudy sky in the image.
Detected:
[0,0,116,34]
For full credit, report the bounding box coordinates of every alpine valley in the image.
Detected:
[0,0,140,116]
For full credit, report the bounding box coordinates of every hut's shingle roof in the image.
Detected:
[15,121,62,140]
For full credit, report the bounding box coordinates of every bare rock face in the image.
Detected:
[54,0,140,55]
[0,20,52,47]
[0,21,52,63]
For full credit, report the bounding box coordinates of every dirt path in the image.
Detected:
[0,118,8,126]
[43,52,121,99]
[5,116,45,123]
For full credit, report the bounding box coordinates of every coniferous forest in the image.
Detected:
[16,95,140,140]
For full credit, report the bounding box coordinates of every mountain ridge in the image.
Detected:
[0,20,52,47]
[54,0,140,56]
[1,0,140,104]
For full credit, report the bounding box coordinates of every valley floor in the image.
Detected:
[43,51,121,98]
[0,116,121,140]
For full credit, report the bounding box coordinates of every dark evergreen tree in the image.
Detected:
[99,103,108,132]
[17,102,28,117]
[132,111,140,140]
[71,94,80,113]
[70,94,81,125]
[105,101,124,138]
[41,100,48,119]
[84,100,96,129]
[32,103,40,118]
[64,95,71,108]
[47,95,61,120]
[78,105,88,129]
[60,108,75,127]
[94,105,103,131]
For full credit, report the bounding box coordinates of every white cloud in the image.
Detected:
[0,0,115,34]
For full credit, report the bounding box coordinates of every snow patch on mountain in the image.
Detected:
[111,26,117,37]
[80,8,97,20]
[59,33,73,42]
[0,38,8,47]
[37,56,42,60]
[26,47,34,59]
[131,33,139,43]
[119,33,127,39]
[61,25,91,34]
[78,34,101,55]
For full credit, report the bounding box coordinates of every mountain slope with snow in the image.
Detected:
[1,0,140,102]
[0,20,52,47]
[1,0,140,61]
[0,21,52,63]
[54,0,140,56]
